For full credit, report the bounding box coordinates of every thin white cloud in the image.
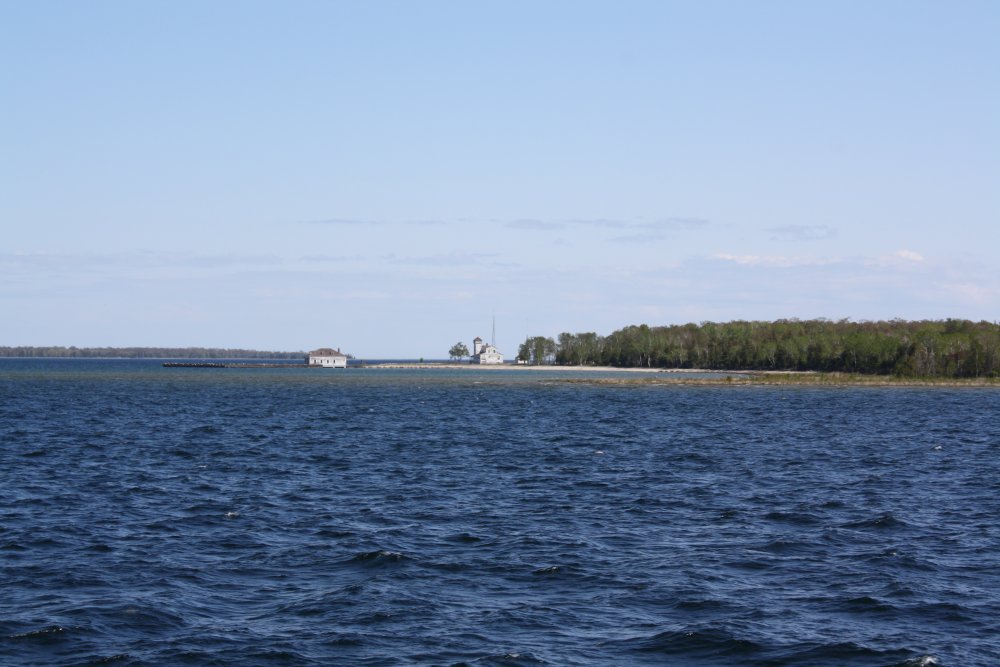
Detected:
[865,249,929,268]
[171,254,283,268]
[712,253,839,268]
[382,251,503,267]
[766,225,837,241]
[0,251,283,271]
[638,217,710,230]
[337,289,393,300]
[608,232,668,244]
[928,282,995,305]
[562,218,629,228]
[300,254,367,262]
[404,219,450,226]
[505,219,566,230]
[297,217,383,226]
[895,249,925,262]
[608,217,710,243]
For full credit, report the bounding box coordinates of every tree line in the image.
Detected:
[0,346,306,359]
[517,319,1000,377]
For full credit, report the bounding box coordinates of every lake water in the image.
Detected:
[2,359,999,666]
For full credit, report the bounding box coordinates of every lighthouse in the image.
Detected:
[471,335,503,364]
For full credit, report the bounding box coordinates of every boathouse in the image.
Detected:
[307,348,348,368]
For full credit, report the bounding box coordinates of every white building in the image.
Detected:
[307,348,348,368]
[472,336,503,365]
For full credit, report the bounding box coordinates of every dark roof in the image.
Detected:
[309,348,346,357]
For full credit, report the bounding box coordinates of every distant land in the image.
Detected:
[6,318,1000,379]
[518,318,1000,379]
[0,347,305,359]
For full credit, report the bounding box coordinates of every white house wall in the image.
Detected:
[475,352,504,365]
[309,355,347,368]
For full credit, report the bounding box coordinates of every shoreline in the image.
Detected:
[359,363,999,386]
[362,362,687,373]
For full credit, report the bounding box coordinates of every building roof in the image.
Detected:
[309,348,346,357]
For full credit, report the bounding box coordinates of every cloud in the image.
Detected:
[502,217,633,230]
[505,219,566,230]
[638,217,710,230]
[864,249,929,269]
[337,289,393,300]
[297,217,383,226]
[300,254,366,262]
[608,232,668,244]
[300,217,458,228]
[0,251,283,271]
[562,218,629,229]
[895,249,925,262]
[765,225,837,241]
[168,254,283,268]
[500,216,710,238]
[606,217,710,242]
[405,219,450,226]
[712,253,839,268]
[940,283,994,304]
[381,251,502,267]
[295,216,712,235]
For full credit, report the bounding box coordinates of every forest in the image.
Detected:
[517,319,1000,378]
[0,347,306,359]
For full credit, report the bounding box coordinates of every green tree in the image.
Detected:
[502,319,1000,377]
[448,342,470,361]
[518,336,556,365]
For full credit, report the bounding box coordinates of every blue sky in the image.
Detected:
[2,1,998,357]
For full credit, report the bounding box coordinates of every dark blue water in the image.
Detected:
[2,360,998,666]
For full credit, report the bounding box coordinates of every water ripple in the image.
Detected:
[1,360,999,665]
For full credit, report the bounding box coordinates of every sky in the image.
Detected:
[2,1,998,358]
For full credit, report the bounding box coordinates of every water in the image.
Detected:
[2,359,998,666]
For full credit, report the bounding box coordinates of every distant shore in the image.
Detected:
[359,363,999,386]
[551,371,1000,387]
[362,362,676,372]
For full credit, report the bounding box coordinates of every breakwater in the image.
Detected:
[161,362,319,368]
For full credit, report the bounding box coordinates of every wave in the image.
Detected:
[315,527,355,539]
[842,512,912,530]
[610,627,764,658]
[186,424,221,435]
[775,641,932,665]
[7,625,71,644]
[759,538,819,554]
[764,510,821,525]
[835,595,898,614]
[348,550,410,566]
[611,628,936,666]
[892,657,940,667]
[445,532,484,544]
[462,651,549,666]
[672,597,736,612]
[85,654,133,664]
